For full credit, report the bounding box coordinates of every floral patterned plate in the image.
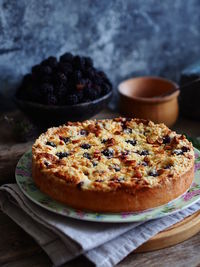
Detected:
[15,148,200,223]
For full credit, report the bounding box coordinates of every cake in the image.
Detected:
[32,117,194,212]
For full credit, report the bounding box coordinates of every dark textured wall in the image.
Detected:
[0,0,200,109]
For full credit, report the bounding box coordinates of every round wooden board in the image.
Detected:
[136,210,200,252]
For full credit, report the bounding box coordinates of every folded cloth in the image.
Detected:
[0,184,200,267]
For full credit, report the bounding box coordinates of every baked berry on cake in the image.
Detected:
[32,118,194,212]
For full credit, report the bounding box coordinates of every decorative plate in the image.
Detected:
[15,148,200,223]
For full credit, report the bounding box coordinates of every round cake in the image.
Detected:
[32,117,194,212]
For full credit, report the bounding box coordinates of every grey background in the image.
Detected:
[0,0,200,110]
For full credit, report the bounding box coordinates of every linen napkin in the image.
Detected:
[0,184,200,267]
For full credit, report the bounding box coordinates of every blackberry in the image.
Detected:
[60,52,73,63]
[126,139,137,146]
[41,75,52,83]
[94,72,104,85]
[141,162,148,166]
[139,150,149,156]
[56,152,69,159]
[54,83,66,95]
[74,70,82,81]
[66,81,76,93]
[94,84,102,96]
[110,177,124,182]
[163,135,171,144]
[182,146,190,152]
[46,141,56,147]
[18,52,113,107]
[54,72,67,86]
[47,56,57,68]
[76,82,85,91]
[80,129,88,136]
[44,161,50,167]
[85,78,93,88]
[97,71,107,79]
[113,165,121,172]
[58,62,73,74]
[32,64,41,74]
[22,73,32,86]
[172,149,184,155]
[164,164,172,169]
[73,55,81,69]
[148,170,159,177]
[66,94,79,105]
[95,179,103,182]
[121,150,129,157]
[123,128,132,134]
[104,76,112,87]
[55,85,68,104]
[87,67,96,80]
[41,56,57,68]
[85,57,93,68]
[102,148,114,158]
[172,149,182,155]
[79,57,87,70]
[77,181,84,189]
[59,136,70,143]
[102,83,111,95]
[46,94,57,105]
[40,65,52,75]
[116,177,124,182]
[40,83,54,94]
[75,91,84,102]
[96,77,104,87]
[32,65,52,77]
[83,152,91,160]
[81,143,91,149]
[84,87,99,100]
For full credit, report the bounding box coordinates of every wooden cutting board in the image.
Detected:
[136,210,200,252]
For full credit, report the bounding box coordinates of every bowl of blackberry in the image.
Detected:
[15,53,112,129]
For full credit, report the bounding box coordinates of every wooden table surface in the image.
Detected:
[0,109,200,267]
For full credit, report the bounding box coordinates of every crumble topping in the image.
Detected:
[32,118,194,191]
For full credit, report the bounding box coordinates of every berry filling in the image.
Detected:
[102,148,114,158]
[148,170,159,177]
[83,152,92,160]
[138,150,149,156]
[81,143,91,149]
[46,141,56,147]
[126,139,137,146]
[80,129,88,136]
[59,136,70,143]
[163,135,171,144]
[56,152,69,159]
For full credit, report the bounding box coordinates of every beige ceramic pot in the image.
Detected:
[118,76,180,127]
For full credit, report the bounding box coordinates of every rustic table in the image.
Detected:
[0,110,200,267]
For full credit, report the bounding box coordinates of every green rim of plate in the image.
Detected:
[15,148,200,223]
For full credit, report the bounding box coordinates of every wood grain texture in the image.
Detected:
[0,142,32,184]
[136,211,200,252]
[0,211,42,265]
[0,210,200,267]
[119,232,200,267]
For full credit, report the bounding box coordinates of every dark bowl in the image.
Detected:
[14,91,112,131]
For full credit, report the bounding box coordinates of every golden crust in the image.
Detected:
[32,117,195,212]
